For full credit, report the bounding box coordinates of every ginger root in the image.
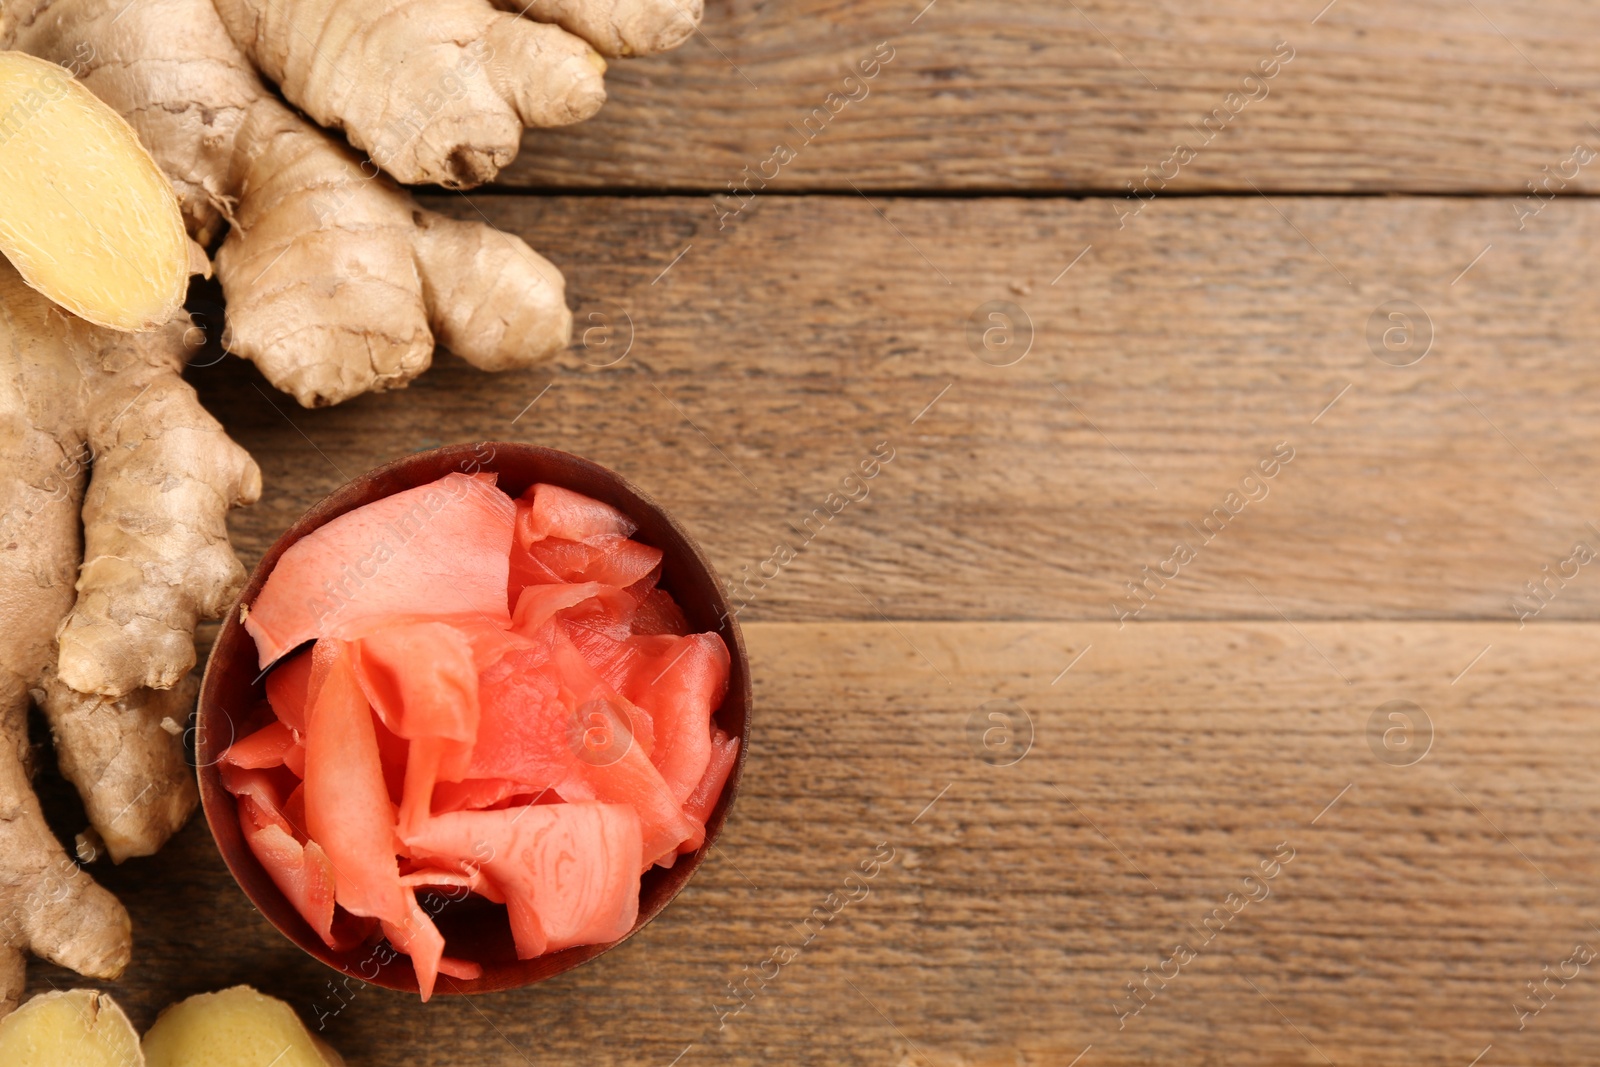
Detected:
[7,1,574,407]
[0,50,190,330]
[0,989,143,1066]
[42,674,199,862]
[0,986,343,1067]
[0,257,259,1012]
[209,0,701,186]
[144,986,343,1067]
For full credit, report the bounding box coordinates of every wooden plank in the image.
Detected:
[32,621,1600,1065]
[503,0,1600,193]
[194,193,1600,622]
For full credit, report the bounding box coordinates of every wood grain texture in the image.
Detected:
[189,193,1600,624]
[82,193,1583,1064]
[505,0,1600,193]
[27,621,1600,1065]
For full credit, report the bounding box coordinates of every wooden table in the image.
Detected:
[27,2,1600,1063]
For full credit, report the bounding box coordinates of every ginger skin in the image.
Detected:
[209,0,702,187]
[0,261,259,1013]
[4,0,574,407]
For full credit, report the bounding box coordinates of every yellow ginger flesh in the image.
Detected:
[143,986,341,1067]
[0,51,189,331]
[0,990,144,1066]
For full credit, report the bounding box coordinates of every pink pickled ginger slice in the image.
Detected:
[303,641,407,925]
[245,472,516,668]
[519,483,636,545]
[379,885,482,1001]
[349,621,481,836]
[626,633,729,804]
[404,802,642,959]
[244,823,340,950]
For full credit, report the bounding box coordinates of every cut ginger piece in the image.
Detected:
[510,580,608,635]
[432,777,541,814]
[221,719,299,769]
[520,483,636,544]
[470,634,689,864]
[244,472,516,668]
[220,764,295,828]
[465,637,673,850]
[526,536,663,587]
[512,483,661,587]
[467,646,566,785]
[143,987,342,1067]
[243,823,339,950]
[349,620,480,835]
[678,729,741,855]
[0,51,190,331]
[265,646,316,732]
[627,633,730,803]
[0,989,143,1067]
[558,741,695,869]
[548,624,654,754]
[404,802,642,959]
[303,641,406,925]
[351,622,480,743]
[379,886,482,1002]
[565,620,648,693]
[631,586,690,637]
[507,499,561,604]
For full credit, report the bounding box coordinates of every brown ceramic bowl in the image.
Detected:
[197,442,750,995]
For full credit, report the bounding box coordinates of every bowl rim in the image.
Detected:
[196,441,751,995]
